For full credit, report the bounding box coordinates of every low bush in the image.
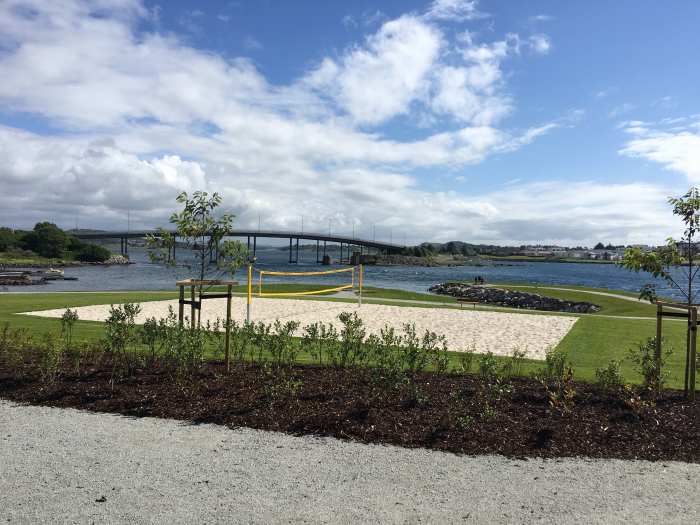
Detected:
[595,356,625,395]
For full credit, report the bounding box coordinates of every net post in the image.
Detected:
[359,264,362,307]
[247,265,252,324]
[178,284,185,325]
[225,284,232,373]
[656,304,662,362]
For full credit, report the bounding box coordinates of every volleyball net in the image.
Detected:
[245,265,363,322]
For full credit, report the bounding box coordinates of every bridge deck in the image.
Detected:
[74,229,404,251]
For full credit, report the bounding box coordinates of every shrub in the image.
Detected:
[476,351,498,377]
[33,330,61,383]
[301,321,339,366]
[104,302,143,377]
[595,356,625,395]
[510,346,529,377]
[455,342,476,374]
[163,321,206,395]
[76,243,111,262]
[0,322,33,380]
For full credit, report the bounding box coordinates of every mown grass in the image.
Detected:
[1,286,696,390]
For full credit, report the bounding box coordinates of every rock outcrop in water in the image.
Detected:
[428,282,602,313]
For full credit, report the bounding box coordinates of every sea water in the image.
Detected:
[3,248,681,300]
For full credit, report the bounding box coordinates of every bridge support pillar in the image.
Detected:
[289,238,293,263]
[295,238,299,264]
[340,242,343,263]
[316,240,320,263]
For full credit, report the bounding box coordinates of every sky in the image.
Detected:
[1,0,700,247]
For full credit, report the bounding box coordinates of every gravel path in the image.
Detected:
[2,401,699,524]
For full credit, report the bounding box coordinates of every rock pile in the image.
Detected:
[428,282,601,314]
[102,255,131,265]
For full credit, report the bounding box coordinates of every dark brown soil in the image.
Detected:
[2,359,699,463]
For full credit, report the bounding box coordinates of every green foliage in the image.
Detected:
[509,346,529,377]
[595,356,625,395]
[146,190,249,325]
[76,243,111,262]
[301,321,339,366]
[260,361,303,408]
[104,302,144,377]
[541,363,577,417]
[454,342,476,374]
[24,222,70,258]
[163,320,206,395]
[268,320,301,367]
[627,336,673,397]
[536,346,568,385]
[0,322,33,380]
[0,227,24,252]
[337,312,368,368]
[60,308,79,350]
[446,391,474,429]
[476,351,499,377]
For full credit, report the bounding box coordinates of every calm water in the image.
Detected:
[4,248,678,299]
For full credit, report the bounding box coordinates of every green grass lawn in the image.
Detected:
[1,284,696,390]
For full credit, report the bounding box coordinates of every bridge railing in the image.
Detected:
[74,229,404,248]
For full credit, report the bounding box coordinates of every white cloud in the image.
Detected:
[594,87,617,99]
[303,15,442,125]
[424,0,489,22]
[242,36,263,50]
[607,103,634,118]
[619,123,700,183]
[529,15,553,22]
[341,14,356,28]
[660,117,685,125]
[218,15,230,23]
[527,33,550,54]
[0,0,622,245]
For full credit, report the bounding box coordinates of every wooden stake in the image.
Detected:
[190,285,195,329]
[656,304,662,362]
[690,307,697,402]
[179,285,185,325]
[225,284,232,373]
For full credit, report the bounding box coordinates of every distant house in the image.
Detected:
[521,250,552,257]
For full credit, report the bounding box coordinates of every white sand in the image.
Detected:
[22,297,578,360]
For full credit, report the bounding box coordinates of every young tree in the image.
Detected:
[146,191,249,326]
[616,187,700,396]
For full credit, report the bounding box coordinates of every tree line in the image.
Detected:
[0,222,112,262]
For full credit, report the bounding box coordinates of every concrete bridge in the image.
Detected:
[73,229,405,263]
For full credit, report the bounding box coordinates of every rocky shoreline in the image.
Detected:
[0,254,131,269]
[428,282,602,313]
[351,254,517,267]
[1,279,48,286]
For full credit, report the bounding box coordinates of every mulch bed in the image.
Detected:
[2,359,699,463]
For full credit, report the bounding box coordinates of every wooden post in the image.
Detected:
[179,284,185,325]
[656,304,663,361]
[225,284,232,373]
[691,307,697,402]
[190,284,195,329]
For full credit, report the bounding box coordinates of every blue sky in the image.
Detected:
[1,0,699,247]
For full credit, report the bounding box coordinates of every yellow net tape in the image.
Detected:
[258,267,356,276]
[254,266,358,298]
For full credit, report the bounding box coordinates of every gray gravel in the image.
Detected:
[2,400,699,524]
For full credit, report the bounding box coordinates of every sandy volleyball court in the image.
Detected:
[23,297,577,359]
